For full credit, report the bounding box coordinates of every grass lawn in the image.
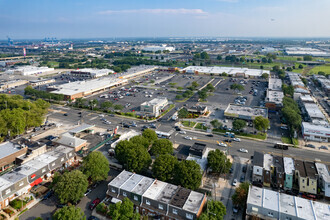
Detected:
[308,64,330,75]
[47,61,59,68]
[281,137,292,144]
[195,123,207,130]
[277,56,301,61]
[181,121,196,128]
[239,132,267,140]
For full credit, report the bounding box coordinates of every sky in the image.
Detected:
[1,0,330,39]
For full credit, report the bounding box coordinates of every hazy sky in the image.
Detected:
[1,0,330,39]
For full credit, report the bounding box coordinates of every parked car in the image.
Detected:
[233,138,241,142]
[233,205,239,214]
[90,198,101,210]
[306,144,316,149]
[84,189,92,196]
[206,134,214,137]
[239,148,248,153]
[184,136,193,140]
[232,179,238,186]
[240,174,245,182]
[63,113,68,116]
[319,145,328,150]
[179,130,186,134]
[42,190,54,200]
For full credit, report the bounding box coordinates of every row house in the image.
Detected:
[0,145,75,209]
[315,163,330,198]
[294,160,318,195]
[107,170,206,220]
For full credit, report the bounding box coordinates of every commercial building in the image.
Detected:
[29,79,55,87]
[283,157,295,191]
[302,122,330,143]
[0,142,28,173]
[224,104,268,120]
[265,78,284,110]
[246,185,330,220]
[182,66,270,78]
[106,170,206,220]
[53,132,87,152]
[11,66,54,76]
[0,80,28,91]
[302,103,327,122]
[0,145,75,209]
[143,45,175,52]
[285,47,329,56]
[315,163,330,198]
[140,98,168,117]
[69,68,114,79]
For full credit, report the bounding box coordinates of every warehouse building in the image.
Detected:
[106,170,206,220]
[143,45,175,52]
[302,122,330,143]
[140,98,168,117]
[11,66,54,76]
[182,66,270,78]
[246,185,330,220]
[224,104,268,120]
[0,80,28,91]
[69,68,114,79]
[29,79,55,87]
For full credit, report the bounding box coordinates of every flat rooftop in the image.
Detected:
[268,78,282,91]
[0,142,23,160]
[182,191,205,214]
[170,187,191,208]
[35,153,58,165]
[108,170,134,188]
[121,173,144,192]
[295,197,314,219]
[279,193,296,217]
[253,151,264,167]
[1,170,26,183]
[54,145,74,155]
[294,160,306,178]
[14,164,38,176]
[315,163,330,183]
[263,188,279,212]
[0,177,14,192]
[263,154,273,171]
[131,176,154,195]
[266,90,284,104]
[303,103,326,120]
[225,104,268,118]
[304,161,318,179]
[283,157,295,175]
[141,97,168,106]
[143,180,167,200]
[155,183,178,204]
[183,66,270,77]
[68,123,95,134]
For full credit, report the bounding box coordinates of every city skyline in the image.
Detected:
[1,0,330,39]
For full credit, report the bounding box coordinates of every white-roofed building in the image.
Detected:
[12,66,54,76]
[302,122,330,143]
[315,163,330,198]
[140,97,168,117]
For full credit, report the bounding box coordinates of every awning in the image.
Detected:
[30,177,43,187]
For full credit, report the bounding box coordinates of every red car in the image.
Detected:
[90,198,101,210]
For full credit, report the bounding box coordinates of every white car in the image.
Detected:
[233,138,241,142]
[239,148,248,153]
[179,130,186,134]
[232,179,238,186]
[219,142,227,147]
[99,114,105,117]
[184,136,192,140]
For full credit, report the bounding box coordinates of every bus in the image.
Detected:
[274,143,293,150]
[156,131,171,139]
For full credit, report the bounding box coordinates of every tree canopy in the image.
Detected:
[210,119,222,129]
[54,170,88,204]
[198,200,226,220]
[178,108,189,118]
[129,135,150,149]
[173,160,202,190]
[253,116,270,132]
[150,139,173,156]
[108,198,140,220]
[52,205,86,220]
[115,140,151,173]
[232,182,250,207]
[0,94,50,141]
[230,83,245,91]
[232,119,246,131]
[207,149,232,174]
[81,151,110,182]
[142,129,158,143]
[152,154,178,182]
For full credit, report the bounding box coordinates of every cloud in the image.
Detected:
[99,8,208,15]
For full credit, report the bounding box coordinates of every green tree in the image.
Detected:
[200,52,210,60]
[89,99,99,110]
[176,95,183,100]
[178,108,189,118]
[262,73,269,79]
[230,83,244,91]
[114,104,124,110]
[152,154,178,181]
[81,151,110,182]
[217,55,222,60]
[298,64,304,69]
[101,101,113,109]
[210,119,222,129]
[108,198,140,220]
[54,170,88,204]
[115,140,151,173]
[75,98,86,108]
[150,139,173,156]
[303,55,313,61]
[129,135,150,149]
[142,129,158,143]
[173,160,202,190]
[199,200,226,220]
[282,84,294,97]
[206,83,215,92]
[207,149,231,174]
[192,81,199,89]
[194,53,201,60]
[253,116,270,132]
[232,119,246,131]
[232,182,250,207]
[261,57,268,63]
[53,205,86,220]
[198,89,208,100]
